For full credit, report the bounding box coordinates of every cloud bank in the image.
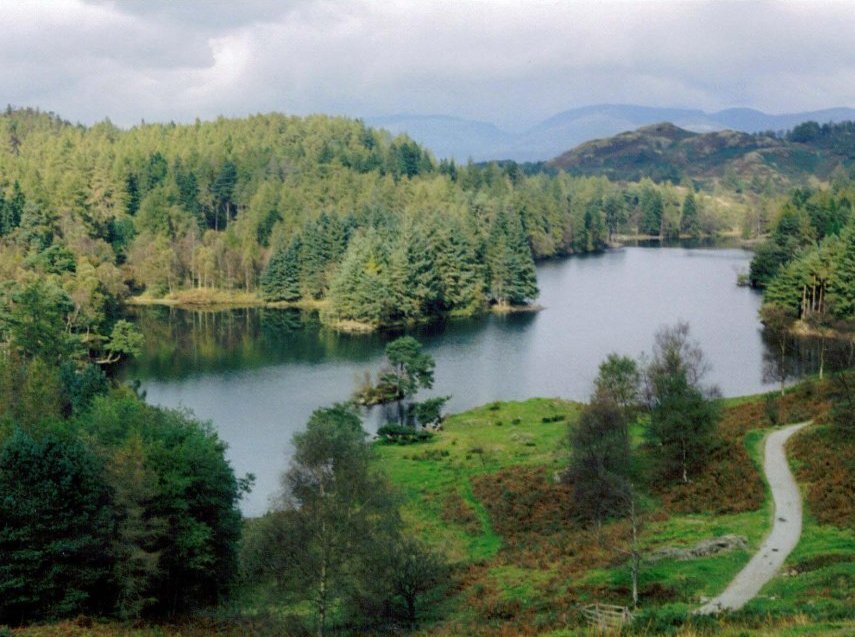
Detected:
[3,0,855,128]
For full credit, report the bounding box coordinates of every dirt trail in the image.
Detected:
[697,422,809,614]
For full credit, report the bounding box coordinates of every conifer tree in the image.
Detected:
[680,191,701,238]
[639,185,663,236]
[261,236,303,302]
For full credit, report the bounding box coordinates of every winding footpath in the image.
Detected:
[697,421,810,614]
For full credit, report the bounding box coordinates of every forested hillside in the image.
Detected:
[748,183,855,336]
[549,120,855,191]
[0,108,739,330]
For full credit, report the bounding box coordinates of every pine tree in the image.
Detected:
[639,186,663,236]
[327,231,392,324]
[486,209,538,306]
[0,431,115,623]
[828,225,855,317]
[261,236,302,302]
[680,191,701,238]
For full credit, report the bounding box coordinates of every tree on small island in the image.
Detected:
[354,336,443,426]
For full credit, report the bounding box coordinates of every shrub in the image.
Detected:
[377,424,434,444]
[630,603,688,636]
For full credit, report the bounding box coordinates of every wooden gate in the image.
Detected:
[580,603,633,631]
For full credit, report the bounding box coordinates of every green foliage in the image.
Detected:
[0,341,248,623]
[381,336,435,399]
[410,395,450,426]
[565,394,631,525]
[98,320,144,364]
[0,108,753,328]
[644,323,721,483]
[5,279,78,363]
[260,235,302,302]
[486,208,538,305]
[680,191,700,238]
[751,186,854,299]
[594,352,641,413]
[83,394,246,616]
[639,184,664,236]
[59,361,109,416]
[0,430,115,624]
[377,424,435,444]
[386,536,449,626]
[248,404,416,634]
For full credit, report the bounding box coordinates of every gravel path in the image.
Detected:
[697,421,809,614]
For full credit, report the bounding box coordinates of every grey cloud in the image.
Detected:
[3,1,855,128]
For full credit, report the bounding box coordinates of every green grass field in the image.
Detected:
[9,393,854,637]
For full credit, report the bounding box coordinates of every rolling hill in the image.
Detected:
[368,105,855,163]
[546,120,855,187]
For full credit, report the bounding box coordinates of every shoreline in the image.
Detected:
[128,291,542,333]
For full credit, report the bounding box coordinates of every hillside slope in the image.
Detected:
[548,121,855,187]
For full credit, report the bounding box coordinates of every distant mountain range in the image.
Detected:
[366,105,855,163]
[547,120,855,187]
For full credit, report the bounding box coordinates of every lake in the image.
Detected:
[123,245,771,516]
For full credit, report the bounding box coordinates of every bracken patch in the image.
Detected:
[470,466,572,548]
[657,438,765,514]
[441,490,483,536]
[789,425,855,529]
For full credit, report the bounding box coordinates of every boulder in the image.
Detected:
[649,534,748,561]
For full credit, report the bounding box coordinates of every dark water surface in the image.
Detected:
[123,246,769,516]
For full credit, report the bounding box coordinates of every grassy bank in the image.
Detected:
[8,388,854,636]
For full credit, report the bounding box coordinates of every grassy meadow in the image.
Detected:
[8,386,854,637]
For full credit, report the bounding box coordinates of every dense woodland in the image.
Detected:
[749,182,855,327]
[0,278,248,624]
[0,107,738,329]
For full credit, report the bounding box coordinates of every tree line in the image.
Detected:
[1,107,737,328]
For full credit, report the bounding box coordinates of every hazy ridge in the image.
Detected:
[368,104,855,162]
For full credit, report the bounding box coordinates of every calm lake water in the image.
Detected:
[123,246,771,516]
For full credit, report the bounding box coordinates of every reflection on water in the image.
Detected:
[123,246,791,516]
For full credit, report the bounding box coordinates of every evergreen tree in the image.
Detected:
[680,191,701,238]
[261,235,303,302]
[486,209,538,305]
[123,173,140,216]
[828,224,855,317]
[388,223,442,320]
[433,220,484,313]
[0,430,116,624]
[327,231,392,325]
[378,336,435,424]
[639,186,663,236]
[211,159,238,230]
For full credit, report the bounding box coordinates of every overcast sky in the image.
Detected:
[2,0,855,130]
